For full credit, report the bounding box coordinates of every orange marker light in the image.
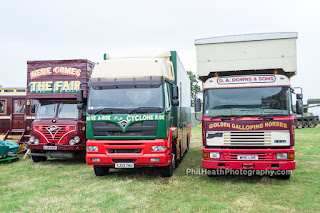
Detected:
[288,153,295,159]
[273,69,279,74]
[214,72,219,77]
[203,152,209,158]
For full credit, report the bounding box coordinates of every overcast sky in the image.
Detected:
[1,0,320,111]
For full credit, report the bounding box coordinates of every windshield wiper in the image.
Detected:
[129,107,163,114]
[92,108,127,115]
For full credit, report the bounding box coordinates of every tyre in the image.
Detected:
[94,166,110,176]
[207,169,218,177]
[160,146,175,177]
[295,121,303,129]
[32,156,43,162]
[276,174,291,180]
[185,135,190,153]
[303,121,308,128]
[31,150,46,162]
[308,120,315,128]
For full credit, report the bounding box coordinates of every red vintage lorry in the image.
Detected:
[27,59,94,162]
[194,33,302,179]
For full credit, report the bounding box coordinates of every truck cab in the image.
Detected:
[85,51,191,177]
[195,32,302,179]
[26,59,94,162]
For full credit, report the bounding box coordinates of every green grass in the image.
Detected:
[1,127,320,212]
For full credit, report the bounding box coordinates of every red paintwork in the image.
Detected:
[203,148,295,170]
[87,127,177,167]
[27,118,86,151]
[202,116,295,146]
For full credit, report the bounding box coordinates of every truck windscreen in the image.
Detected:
[36,103,58,119]
[203,86,293,117]
[36,102,79,119]
[88,85,164,114]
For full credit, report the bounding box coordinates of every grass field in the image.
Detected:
[1,127,320,212]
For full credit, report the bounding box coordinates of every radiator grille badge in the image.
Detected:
[118,120,130,132]
[45,125,62,139]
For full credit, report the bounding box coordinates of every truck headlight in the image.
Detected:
[29,136,35,143]
[69,139,75,145]
[276,153,288,159]
[87,146,98,151]
[34,139,39,145]
[74,136,80,143]
[210,152,220,159]
[151,146,166,151]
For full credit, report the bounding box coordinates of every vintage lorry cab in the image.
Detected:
[27,59,94,162]
[194,33,302,179]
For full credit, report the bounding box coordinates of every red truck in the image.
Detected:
[27,59,94,162]
[194,33,302,179]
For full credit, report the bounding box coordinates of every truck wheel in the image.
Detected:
[94,166,110,176]
[303,121,308,128]
[295,121,303,129]
[160,147,175,177]
[31,150,46,162]
[185,135,190,153]
[308,121,315,128]
[276,174,291,180]
[32,156,43,163]
[315,119,319,125]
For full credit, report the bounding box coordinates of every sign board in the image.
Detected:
[217,75,276,85]
[27,59,94,99]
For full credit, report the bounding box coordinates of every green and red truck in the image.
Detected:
[194,32,302,179]
[84,51,191,177]
[27,59,94,162]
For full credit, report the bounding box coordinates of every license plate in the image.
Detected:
[115,163,134,168]
[43,146,58,150]
[237,155,258,160]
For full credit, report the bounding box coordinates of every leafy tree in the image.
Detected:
[187,71,201,106]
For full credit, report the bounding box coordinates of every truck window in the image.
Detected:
[58,103,79,119]
[88,85,164,114]
[0,99,6,114]
[203,86,293,117]
[13,99,25,113]
[31,99,39,115]
[36,103,57,119]
[164,83,170,110]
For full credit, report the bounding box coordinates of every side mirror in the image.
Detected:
[296,99,303,114]
[195,98,201,112]
[172,85,179,99]
[77,90,84,103]
[296,93,303,100]
[172,99,179,106]
[77,103,84,109]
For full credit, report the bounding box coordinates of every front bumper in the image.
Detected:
[203,148,296,170]
[86,139,170,167]
[27,143,86,151]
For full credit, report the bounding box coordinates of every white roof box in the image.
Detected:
[92,53,175,82]
[195,32,298,81]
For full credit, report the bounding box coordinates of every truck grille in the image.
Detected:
[41,125,68,140]
[224,131,272,146]
[92,121,158,137]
